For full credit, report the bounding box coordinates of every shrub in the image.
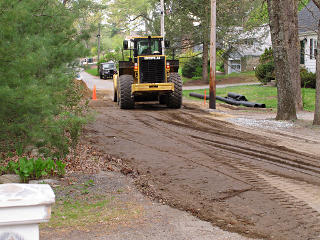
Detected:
[193,66,203,78]
[255,48,275,83]
[259,47,274,64]
[182,57,203,78]
[255,62,275,83]
[179,50,199,68]
[300,68,316,88]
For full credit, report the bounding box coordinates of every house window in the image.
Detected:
[315,40,318,58]
[300,40,305,64]
[310,38,314,59]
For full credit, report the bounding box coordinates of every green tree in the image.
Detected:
[0,0,92,157]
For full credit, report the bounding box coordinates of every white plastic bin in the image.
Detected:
[0,184,55,240]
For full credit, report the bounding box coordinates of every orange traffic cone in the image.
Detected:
[92,84,97,100]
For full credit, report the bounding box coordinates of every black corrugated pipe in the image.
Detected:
[216,96,242,106]
[227,92,248,101]
[189,92,208,99]
[189,92,266,108]
[236,101,266,108]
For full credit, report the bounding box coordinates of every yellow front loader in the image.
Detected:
[113,36,182,109]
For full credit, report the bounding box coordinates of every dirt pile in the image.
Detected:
[76,79,92,99]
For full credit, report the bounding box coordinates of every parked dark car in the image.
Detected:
[99,62,117,79]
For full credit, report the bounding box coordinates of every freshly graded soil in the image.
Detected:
[84,97,320,240]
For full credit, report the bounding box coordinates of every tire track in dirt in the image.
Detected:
[88,102,320,240]
[128,107,320,239]
[127,108,318,239]
[159,110,320,175]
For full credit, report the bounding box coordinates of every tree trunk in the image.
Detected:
[201,0,210,83]
[314,19,320,125]
[267,0,297,120]
[202,40,209,82]
[290,4,303,111]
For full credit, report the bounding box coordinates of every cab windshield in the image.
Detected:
[102,63,114,69]
[136,39,162,56]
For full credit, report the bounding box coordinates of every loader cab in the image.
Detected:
[134,38,162,56]
[123,36,170,59]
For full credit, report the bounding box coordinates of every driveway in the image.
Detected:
[80,71,113,91]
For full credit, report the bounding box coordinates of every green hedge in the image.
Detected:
[255,62,275,84]
[255,48,275,83]
[300,68,316,88]
[182,57,203,78]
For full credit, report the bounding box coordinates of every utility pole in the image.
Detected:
[209,0,216,109]
[97,23,101,63]
[160,0,165,54]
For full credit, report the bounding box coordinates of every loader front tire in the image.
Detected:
[119,75,135,109]
[167,73,182,109]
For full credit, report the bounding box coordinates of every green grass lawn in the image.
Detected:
[184,85,316,111]
[85,68,99,77]
[216,71,256,80]
[181,71,256,84]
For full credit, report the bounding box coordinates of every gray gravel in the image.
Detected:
[228,117,295,130]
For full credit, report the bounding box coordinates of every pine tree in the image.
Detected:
[0,0,92,156]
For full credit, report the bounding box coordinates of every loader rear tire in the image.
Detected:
[117,77,120,105]
[167,73,182,109]
[119,75,135,109]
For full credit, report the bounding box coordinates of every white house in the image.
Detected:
[299,1,320,73]
[225,27,272,74]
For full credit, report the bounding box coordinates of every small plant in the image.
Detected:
[17,157,35,182]
[56,160,66,177]
[6,161,18,173]
[45,158,56,176]
[4,157,66,182]
[81,179,95,195]
[15,142,24,157]
[0,166,6,175]
[84,179,95,187]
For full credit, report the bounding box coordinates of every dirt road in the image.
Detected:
[85,91,320,240]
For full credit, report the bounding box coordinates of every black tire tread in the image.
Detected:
[119,75,134,109]
[167,73,182,108]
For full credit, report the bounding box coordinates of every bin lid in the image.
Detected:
[0,184,55,208]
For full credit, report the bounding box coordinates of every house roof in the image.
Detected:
[298,1,320,34]
[229,26,272,57]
